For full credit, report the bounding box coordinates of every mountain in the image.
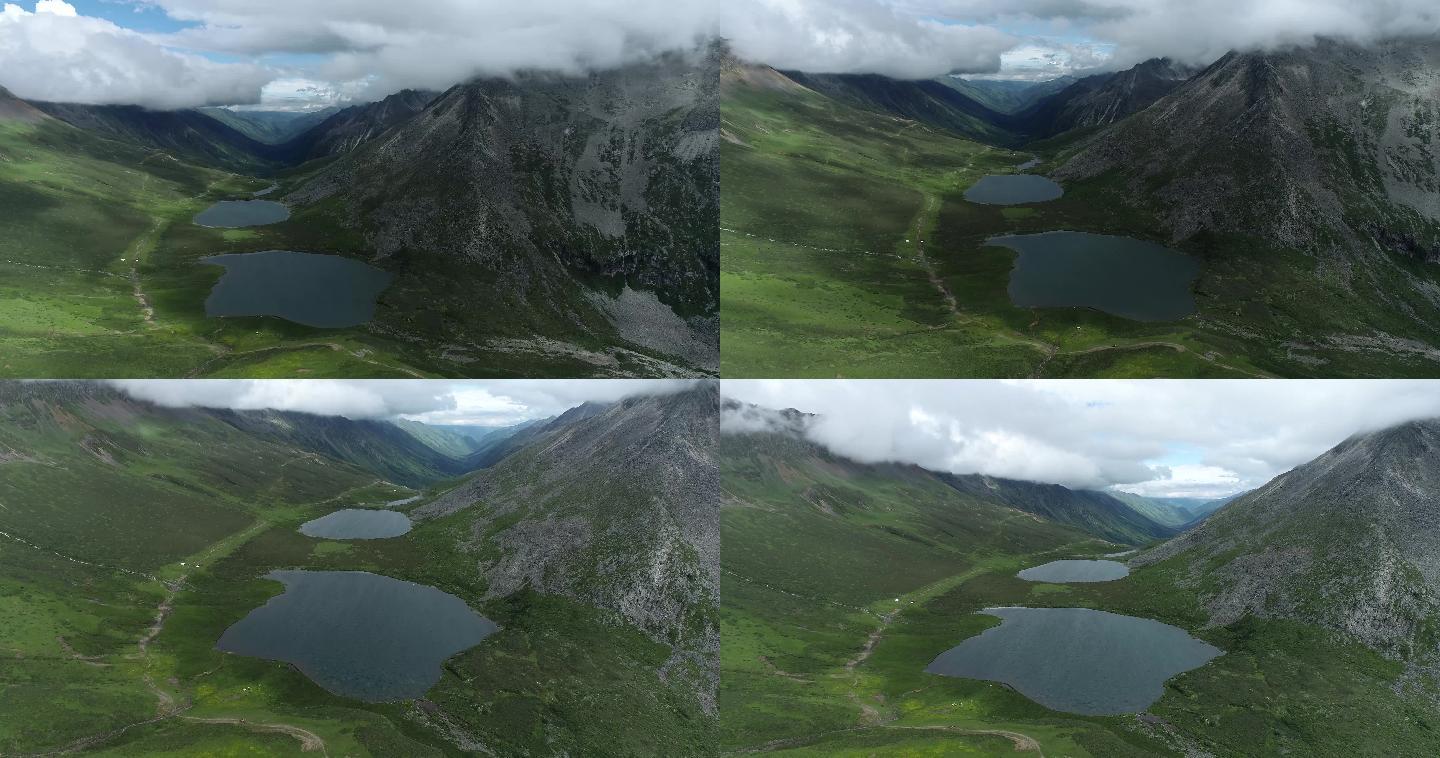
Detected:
[28,100,281,171]
[197,107,339,144]
[203,408,476,488]
[777,70,1017,144]
[1138,418,1440,666]
[1049,38,1440,373]
[940,474,1175,545]
[286,49,719,375]
[939,75,1077,115]
[721,400,1170,547]
[415,382,719,713]
[0,85,47,123]
[390,417,489,458]
[1017,58,1197,137]
[274,89,437,162]
[1106,491,1239,529]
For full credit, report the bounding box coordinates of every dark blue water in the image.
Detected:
[988,231,1200,321]
[299,509,411,539]
[964,175,1063,204]
[1018,560,1129,582]
[216,570,499,701]
[194,200,289,227]
[927,607,1222,714]
[201,251,392,328]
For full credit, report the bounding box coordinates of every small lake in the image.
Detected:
[1018,560,1129,582]
[201,251,392,328]
[989,231,1200,321]
[926,607,1222,715]
[194,200,290,227]
[299,509,411,539]
[964,175,1063,204]
[1015,158,1040,171]
[216,570,498,701]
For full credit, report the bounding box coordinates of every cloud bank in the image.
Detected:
[110,379,694,426]
[7,0,1440,107]
[722,380,1440,498]
[0,1,268,108]
[915,0,1440,72]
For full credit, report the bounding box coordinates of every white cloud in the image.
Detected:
[109,379,696,426]
[721,380,1440,497]
[723,0,1016,78]
[0,1,269,108]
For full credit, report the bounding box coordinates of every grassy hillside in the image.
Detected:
[0,116,446,378]
[720,428,1440,756]
[0,383,715,756]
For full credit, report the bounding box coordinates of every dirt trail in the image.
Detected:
[182,716,327,754]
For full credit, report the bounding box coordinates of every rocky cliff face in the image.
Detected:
[289,48,719,373]
[415,382,719,711]
[1138,418,1440,667]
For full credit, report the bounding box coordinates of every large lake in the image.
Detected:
[299,509,412,539]
[194,200,290,227]
[988,231,1200,321]
[201,251,392,328]
[1018,560,1130,583]
[216,570,498,701]
[964,175,1063,204]
[926,607,1222,715]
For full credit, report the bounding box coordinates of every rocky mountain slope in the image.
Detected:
[0,85,47,123]
[274,89,437,162]
[940,473,1176,545]
[1017,58,1196,137]
[287,48,720,375]
[776,69,1016,143]
[414,382,719,711]
[1055,39,1440,247]
[197,106,339,144]
[939,75,1077,115]
[1137,418,1440,670]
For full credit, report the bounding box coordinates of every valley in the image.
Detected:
[721,39,1440,378]
[719,397,1440,756]
[0,45,719,379]
[0,381,719,756]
